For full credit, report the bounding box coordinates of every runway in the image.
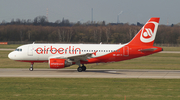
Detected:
[0,68,180,79]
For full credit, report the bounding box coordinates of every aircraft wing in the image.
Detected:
[67,53,93,62]
[50,51,97,62]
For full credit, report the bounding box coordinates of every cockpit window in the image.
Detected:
[15,49,19,51]
[15,48,22,52]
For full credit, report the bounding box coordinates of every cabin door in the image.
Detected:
[28,46,33,56]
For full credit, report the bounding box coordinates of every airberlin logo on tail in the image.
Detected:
[140,21,158,43]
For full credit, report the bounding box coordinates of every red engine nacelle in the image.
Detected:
[49,58,72,69]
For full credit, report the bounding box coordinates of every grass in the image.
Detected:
[0,78,180,100]
[1,50,180,69]
[161,46,180,51]
[0,44,21,49]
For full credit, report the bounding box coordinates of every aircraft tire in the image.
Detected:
[77,67,82,72]
[82,66,86,71]
[29,67,33,71]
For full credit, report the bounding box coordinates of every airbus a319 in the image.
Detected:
[8,18,163,72]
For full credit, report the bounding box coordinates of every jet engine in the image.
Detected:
[49,58,72,69]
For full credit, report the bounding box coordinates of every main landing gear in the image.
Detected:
[29,62,34,71]
[77,64,86,72]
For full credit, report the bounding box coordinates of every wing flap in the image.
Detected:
[67,53,93,61]
[49,52,95,62]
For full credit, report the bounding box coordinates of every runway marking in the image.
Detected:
[0,69,180,79]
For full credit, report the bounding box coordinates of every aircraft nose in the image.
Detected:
[8,52,16,60]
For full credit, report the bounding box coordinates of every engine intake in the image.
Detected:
[49,58,72,69]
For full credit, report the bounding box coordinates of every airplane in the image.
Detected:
[8,17,163,72]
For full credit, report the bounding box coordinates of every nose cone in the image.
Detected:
[8,52,16,60]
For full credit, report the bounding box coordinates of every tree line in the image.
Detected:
[1,16,71,26]
[1,15,107,27]
[0,16,180,44]
[1,23,180,44]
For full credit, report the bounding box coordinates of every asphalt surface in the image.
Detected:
[0,69,180,79]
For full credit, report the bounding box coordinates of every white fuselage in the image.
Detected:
[8,43,126,62]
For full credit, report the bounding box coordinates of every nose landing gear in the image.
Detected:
[29,62,34,71]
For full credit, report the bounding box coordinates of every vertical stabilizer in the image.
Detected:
[128,18,160,46]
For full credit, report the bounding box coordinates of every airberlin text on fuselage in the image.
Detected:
[36,46,81,54]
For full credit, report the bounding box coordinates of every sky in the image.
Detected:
[0,0,180,25]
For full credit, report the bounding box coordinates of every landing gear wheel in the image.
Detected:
[29,67,33,71]
[77,67,83,72]
[29,62,34,71]
[82,66,86,71]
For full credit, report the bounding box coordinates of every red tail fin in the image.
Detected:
[128,17,160,46]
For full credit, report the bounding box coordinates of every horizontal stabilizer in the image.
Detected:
[139,48,157,52]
